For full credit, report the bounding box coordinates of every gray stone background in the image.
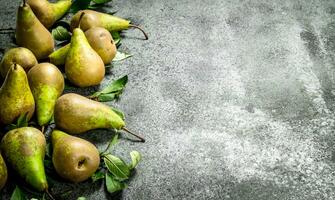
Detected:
[1,0,335,199]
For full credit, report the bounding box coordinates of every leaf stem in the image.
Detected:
[129,25,148,40]
[122,127,145,142]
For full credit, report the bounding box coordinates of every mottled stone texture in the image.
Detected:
[1,0,335,199]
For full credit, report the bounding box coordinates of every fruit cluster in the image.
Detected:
[0,0,147,198]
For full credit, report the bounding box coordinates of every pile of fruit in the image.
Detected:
[0,0,147,199]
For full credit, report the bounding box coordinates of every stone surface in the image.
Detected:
[1,0,335,199]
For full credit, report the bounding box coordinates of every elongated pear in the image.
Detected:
[27,0,72,28]
[52,130,100,183]
[0,47,37,78]
[16,1,55,59]
[0,153,7,190]
[65,14,105,87]
[28,63,64,126]
[49,27,116,66]
[1,127,48,191]
[0,64,35,125]
[70,10,148,40]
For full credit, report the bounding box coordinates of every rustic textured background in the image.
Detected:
[1,0,335,199]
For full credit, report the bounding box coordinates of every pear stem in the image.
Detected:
[23,0,27,6]
[45,189,55,200]
[129,25,149,40]
[78,12,86,30]
[41,126,45,133]
[122,127,145,142]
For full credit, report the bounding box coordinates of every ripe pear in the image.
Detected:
[1,127,48,191]
[52,130,100,183]
[27,0,72,28]
[28,63,64,126]
[0,64,35,125]
[49,27,116,65]
[65,14,105,87]
[0,47,37,78]
[16,0,55,60]
[70,10,148,40]
[54,93,125,133]
[0,153,7,190]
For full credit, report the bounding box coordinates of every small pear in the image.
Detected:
[52,130,100,183]
[49,27,116,66]
[1,127,48,191]
[65,13,105,87]
[27,0,72,28]
[0,64,35,125]
[54,93,125,134]
[16,0,55,59]
[0,47,37,78]
[0,153,7,190]
[70,10,148,39]
[28,63,64,126]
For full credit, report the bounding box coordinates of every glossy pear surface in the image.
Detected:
[0,64,35,125]
[70,10,130,32]
[48,44,70,66]
[28,63,64,126]
[1,127,47,191]
[85,27,117,64]
[0,153,7,190]
[0,47,37,78]
[65,27,105,87]
[52,130,100,183]
[54,93,125,134]
[27,0,72,28]
[16,3,54,59]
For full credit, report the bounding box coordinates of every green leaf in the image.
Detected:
[111,31,121,45]
[45,143,52,158]
[91,170,105,182]
[17,112,29,128]
[101,133,119,156]
[92,0,112,4]
[11,186,26,200]
[104,154,130,180]
[129,151,142,170]
[52,26,71,41]
[77,197,87,200]
[90,75,128,98]
[97,93,118,102]
[113,51,132,62]
[105,172,127,193]
[111,107,125,120]
[70,0,91,13]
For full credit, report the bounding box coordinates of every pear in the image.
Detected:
[1,127,48,191]
[28,63,64,127]
[0,64,35,125]
[0,47,37,78]
[0,153,7,190]
[16,0,55,60]
[49,27,116,66]
[27,0,72,28]
[52,130,100,183]
[65,13,105,87]
[70,10,148,40]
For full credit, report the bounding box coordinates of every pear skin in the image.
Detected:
[0,153,7,190]
[52,130,100,183]
[0,64,35,125]
[28,63,64,126]
[48,44,70,66]
[65,26,105,87]
[54,93,125,134]
[27,0,72,28]
[16,2,55,60]
[0,47,38,78]
[1,127,48,191]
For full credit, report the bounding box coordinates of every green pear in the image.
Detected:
[52,130,100,183]
[54,93,125,134]
[16,0,55,60]
[49,27,116,66]
[27,0,72,28]
[70,10,148,40]
[28,63,64,126]
[0,64,35,125]
[65,14,105,87]
[1,127,48,191]
[0,153,7,190]
[0,47,38,78]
